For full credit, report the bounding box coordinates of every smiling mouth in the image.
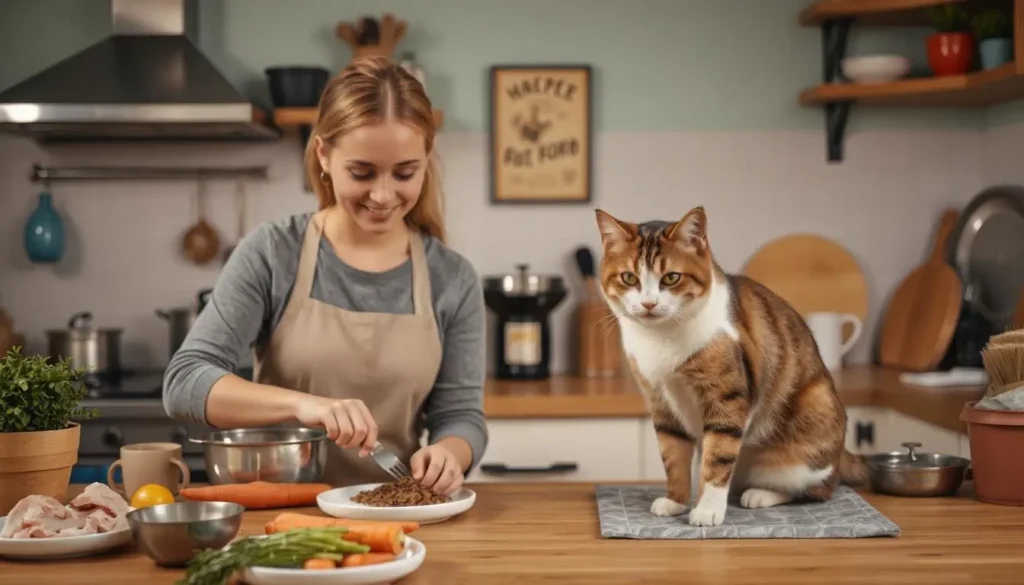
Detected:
[361,204,398,218]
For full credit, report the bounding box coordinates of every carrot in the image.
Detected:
[178,482,332,509]
[264,512,419,535]
[303,558,337,570]
[342,526,405,554]
[340,553,396,567]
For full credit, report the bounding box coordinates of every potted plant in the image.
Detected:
[0,346,96,515]
[927,5,974,76]
[973,9,1014,70]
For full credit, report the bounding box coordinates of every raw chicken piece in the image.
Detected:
[1,483,130,539]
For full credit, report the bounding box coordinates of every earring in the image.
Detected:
[320,170,329,182]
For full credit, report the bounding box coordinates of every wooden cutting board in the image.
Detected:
[742,234,868,342]
[878,209,963,372]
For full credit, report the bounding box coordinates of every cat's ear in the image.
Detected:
[595,209,636,247]
[667,206,708,250]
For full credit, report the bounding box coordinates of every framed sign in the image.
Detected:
[489,64,592,204]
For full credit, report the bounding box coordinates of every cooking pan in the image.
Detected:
[156,289,213,360]
[46,311,123,375]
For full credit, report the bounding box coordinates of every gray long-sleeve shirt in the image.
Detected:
[162,212,488,471]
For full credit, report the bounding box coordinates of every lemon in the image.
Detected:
[130,483,175,508]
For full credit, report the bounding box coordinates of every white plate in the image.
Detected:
[317,484,476,524]
[0,517,133,560]
[241,536,426,585]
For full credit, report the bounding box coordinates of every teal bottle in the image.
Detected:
[23,191,65,263]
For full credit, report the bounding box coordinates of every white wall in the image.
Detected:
[0,127,985,374]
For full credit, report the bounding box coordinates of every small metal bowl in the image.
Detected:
[189,427,328,485]
[126,501,244,567]
[865,441,971,497]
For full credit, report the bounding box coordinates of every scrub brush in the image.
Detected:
[982,328,1024,398]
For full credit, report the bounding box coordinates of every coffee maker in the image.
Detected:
[483,264,567,380]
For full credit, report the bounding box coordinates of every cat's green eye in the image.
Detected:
[620,272,638,286]
[661,272,682,286]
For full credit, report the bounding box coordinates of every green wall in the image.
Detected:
[3,0,1020,133]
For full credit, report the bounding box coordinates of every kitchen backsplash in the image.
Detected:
[1,122,1005,374]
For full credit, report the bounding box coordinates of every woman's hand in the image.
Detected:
[411,443,464,496]
[293,395,378,456]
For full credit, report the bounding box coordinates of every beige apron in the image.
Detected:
[253,210,442,486]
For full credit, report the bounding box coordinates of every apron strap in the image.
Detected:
[295,211,326,299]
[408,230,434,319]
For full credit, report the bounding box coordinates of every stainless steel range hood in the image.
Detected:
[0,0,279,142]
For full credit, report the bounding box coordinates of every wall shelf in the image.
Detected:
[798,0,1024,162]
[273,108,445,132]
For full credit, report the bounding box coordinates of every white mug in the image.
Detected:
[806,312,862,371]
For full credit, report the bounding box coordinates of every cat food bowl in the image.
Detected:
[864,441,970,497]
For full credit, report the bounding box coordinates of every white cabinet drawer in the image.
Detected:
[468,419,642,483]
[887,411,962,457]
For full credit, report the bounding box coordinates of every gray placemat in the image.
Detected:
[596,485,900,539]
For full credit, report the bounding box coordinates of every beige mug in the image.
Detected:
[107,442,191,498]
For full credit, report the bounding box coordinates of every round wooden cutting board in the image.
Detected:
[742,234,869,342]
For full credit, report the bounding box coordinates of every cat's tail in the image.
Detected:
[838,449,870,486]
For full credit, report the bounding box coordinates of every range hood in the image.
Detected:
[0,0,279,142]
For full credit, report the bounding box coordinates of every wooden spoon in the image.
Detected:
[182,179,220,265]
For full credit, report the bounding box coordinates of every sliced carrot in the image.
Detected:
[179,482,332,509]
[342,526,405,554]
[303,558,337,570]
[264,512,419,535]
[340,553,396,567]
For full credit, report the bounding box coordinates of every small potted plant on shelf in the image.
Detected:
[927,4,974,76]
[973,9,1014,70]
[0,347,95,515]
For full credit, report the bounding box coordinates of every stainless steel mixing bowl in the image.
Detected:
[189,427,328,484]
[865,441,971,497]
[126,501,244,567]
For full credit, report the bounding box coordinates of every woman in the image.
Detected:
[163,56,487,496]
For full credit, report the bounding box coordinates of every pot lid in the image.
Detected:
[47,311,123,335]
[483,263,564,295]
[865,441,970,470]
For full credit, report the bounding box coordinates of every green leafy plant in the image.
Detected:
[973,9,1013,41]
[0,346,96,432]
[928,5,972,33]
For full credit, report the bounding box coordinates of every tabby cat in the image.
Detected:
[594,206,867,527]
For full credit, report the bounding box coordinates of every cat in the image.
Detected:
[594,205,868,527]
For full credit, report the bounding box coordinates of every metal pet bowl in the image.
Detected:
[865,441,970,497]
[126,501,244,567]
[189,427,328,484]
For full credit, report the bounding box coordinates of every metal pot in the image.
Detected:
[46,311,123,375]
[864,441,971,497]
[156,288,213,359]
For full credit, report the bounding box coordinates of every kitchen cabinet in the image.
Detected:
[468,419,642,483]
[473,406,971,485]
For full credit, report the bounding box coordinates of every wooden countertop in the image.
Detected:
[4,482,1024,584]
[485,364,986,433]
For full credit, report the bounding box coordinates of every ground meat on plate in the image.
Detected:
[352,476,451,507]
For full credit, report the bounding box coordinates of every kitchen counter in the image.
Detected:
[485,365,986,433]
[3,482,1023,584]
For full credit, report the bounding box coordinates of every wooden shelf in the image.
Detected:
[800,63,1024,106]
[798,0,1009,26]
[273,108,445,130]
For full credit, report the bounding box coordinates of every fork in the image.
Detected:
[368,441,412,480]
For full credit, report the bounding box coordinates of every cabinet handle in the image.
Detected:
[855,422,874,448]
[479,462,578,475]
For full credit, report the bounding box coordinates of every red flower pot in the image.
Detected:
[927,32,974,76]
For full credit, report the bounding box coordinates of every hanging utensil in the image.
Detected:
[182,179,220,265]
[222,181,247,264]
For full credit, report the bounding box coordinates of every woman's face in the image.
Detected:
[316,120,428,236]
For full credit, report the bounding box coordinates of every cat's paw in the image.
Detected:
[650,497,687,517]
[687,505,726,527]
[740,488,792,509]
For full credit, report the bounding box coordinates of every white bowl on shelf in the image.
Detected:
[841,55,911,83]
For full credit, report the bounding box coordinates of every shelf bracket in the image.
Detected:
[820,18,853,162]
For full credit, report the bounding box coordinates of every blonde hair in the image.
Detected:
[304,55,445,243]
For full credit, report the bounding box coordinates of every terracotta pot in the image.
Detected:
[0,423,80,515]
[960,401,1024,506]
[927,32,975,76]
